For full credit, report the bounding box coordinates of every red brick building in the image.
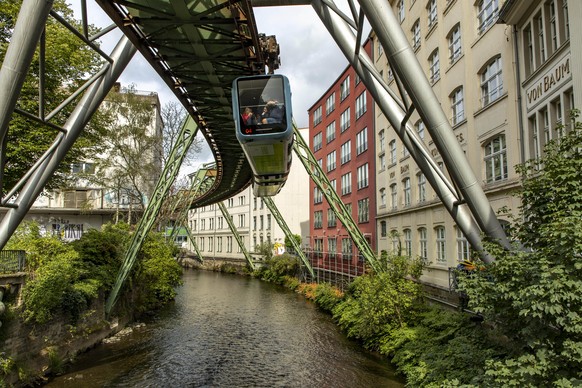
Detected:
[307,39,375,277]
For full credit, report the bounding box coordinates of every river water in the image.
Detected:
[46,269,404,387]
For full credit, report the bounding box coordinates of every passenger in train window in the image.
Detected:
[242,107,256,126]
[261,100,283,124]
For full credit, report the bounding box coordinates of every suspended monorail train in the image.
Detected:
[232,74,294,197]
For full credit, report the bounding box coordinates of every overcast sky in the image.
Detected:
[70,2,350,170]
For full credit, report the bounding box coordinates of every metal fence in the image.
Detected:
[0,250,26,273]
[301,250,369,292]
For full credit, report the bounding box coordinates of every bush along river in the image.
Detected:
[45,269,404,387]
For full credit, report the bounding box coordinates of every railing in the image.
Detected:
[301,249,368,291]
[0,250,26,273]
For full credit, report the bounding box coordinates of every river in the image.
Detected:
[46,269,404,387]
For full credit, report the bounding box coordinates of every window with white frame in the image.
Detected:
[340,76,350,100]
[417,173,426,203]
[330,179,336,192]
[379,153,386,171]
[391,231,400,253]
[412,19,421,49]
[314,186,323,203]
[208,237,213,252]
[314,210,323,228]
[415,120,425,140]
[227,236,233,252]
[313,132,323,151]
[313,106,322,126]
[427,0,437,29]
[378,40,384,57]
[477,0,499,34]
[341,140,351,164]
[357,163,369,189]
[563,0,570,40]
[397,0,405,22]
[418,227,427,259]
[380,221,387,237]
[326,92,336,115]
[217,237,222,252]
[328,208,336,227]
[326,122,336,143]
[341,238,352,259]
[456,227,470,261]
[356,92,367,119]
[451,87,464,125]
[341,172,352,195]
[536,13,546,63]
[327,150,336,172]
[379,188,386,207]
[390,183,398,210]
[404,229,412,257]
[435,226,446,263]
[340,108,351,132]
[429,49,440,83]
[379,129,385,152]
[448,24,462,63]
[356,127,368,155]
[357,198,369,223]
[199,237,205,251]
[389,140,397,164]
[328,237,337,255]
[403,177,411,206]
[549,0,558,52]
[238,214,245,228]
[481,56,503,106]
[484,134,508,183]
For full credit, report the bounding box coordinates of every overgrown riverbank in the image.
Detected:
[0,222,182,387]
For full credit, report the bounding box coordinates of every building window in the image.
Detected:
[484,134,508,183]
[313,106,322,126]
[456,227,470,261]
[238,214,245,228]
[403,229,412,257]
[451,87,464,125]
[327,208,337,227]
[341,172,352,195]
[357,198,369,223]
[536,13,546,63]
[389,140,397,164]
[356,127,368,155]
[314,211,323,229]
[378,40,384,57]
[429,49,440,83]
[357,163,369,189]
[340,76,350,101]
[314,186,323,204]
[415,120,425,141]
[356,92,367,119]
[330,179,337,192]
[448,24,462,63]
[227,236,232,252]
[217,237,223,252]
[477,0,499,34]
[380,221,387,237]
[390,183,398,210]
[340,108,351,132]
[417,173,426,203]
[427,0,437,29]
[326,92,336,115]
[403,177,411,207]
[379,129,385,152]
[199,237,205,251]
[418,227,427,259]
[379,188,386,207]
[412,19,421,49]
[481,56,503,106]
[326,122,336,143]
[435,226,446,263]
[549,0,558,52]
[328,237,337,255]
[563,0,570,40]
[379,153,386,171]
[313,132,323,151]
[327,150,337,172]
[342,238,353,260]
[341,140,351,164]
[397,0,405,22]
[208,237,213,252]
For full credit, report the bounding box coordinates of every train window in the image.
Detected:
[234,75,289,135]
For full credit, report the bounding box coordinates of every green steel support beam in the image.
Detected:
[184,224,203,262]
[106,115,200,315]
[217,201,255,270]
[262,196,314,277]
[292,123,381,273]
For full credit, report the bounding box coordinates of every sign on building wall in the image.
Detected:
[525,52,571,112]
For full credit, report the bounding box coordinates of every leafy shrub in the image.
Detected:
[314,282,343,313]
[259,254,300,284]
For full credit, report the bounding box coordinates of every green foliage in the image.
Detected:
[284,234,302,252]
[457,115,582,385]
[0,0,103,195]
[313,282,343,313]
[255,241,274,261]
[332,252,425,349]
[258,254,300,284]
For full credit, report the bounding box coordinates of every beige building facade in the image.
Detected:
[187,128,310,260]
[374,0,523,289]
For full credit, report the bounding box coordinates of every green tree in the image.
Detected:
[161,100,202,169]
[88,85,163,224]
[284,233,301,253]
[0,0,103,196]
[458,112,582,386]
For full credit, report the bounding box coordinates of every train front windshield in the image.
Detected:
[236,76,287,135]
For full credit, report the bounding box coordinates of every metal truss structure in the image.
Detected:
[217,201,255,270]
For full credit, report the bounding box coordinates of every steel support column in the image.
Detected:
[292,124,381,273]
[218,201,255,270]
[106,115,200,314]
[0,36,136,250]
[0,0,54,194]
[262,196,315,277]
